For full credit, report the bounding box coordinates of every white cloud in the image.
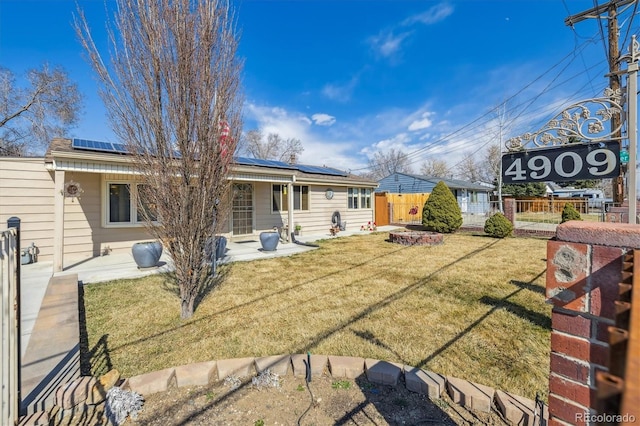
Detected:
[408,112,434,131]
[322,73,360,102]
[402,3,454,26]
[369,30,412,59]
[360,133,416,159]
[367,2,453,62]
[244,102,365,171]
[311,113,336,126]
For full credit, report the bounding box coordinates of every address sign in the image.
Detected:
[501,141,620,184]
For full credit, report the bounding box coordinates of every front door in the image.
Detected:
[232,183,253,235]
[459,189,468,213]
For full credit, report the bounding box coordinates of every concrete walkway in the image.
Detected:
[18,226,399,415]
[20,274,80,415]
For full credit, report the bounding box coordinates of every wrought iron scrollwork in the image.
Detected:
[505,88,624,152]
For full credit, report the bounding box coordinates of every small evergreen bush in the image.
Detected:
[422,181,462,233]
[484,212,514,238]
[561,203,582,223]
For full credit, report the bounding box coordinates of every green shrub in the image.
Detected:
[484,212,514,238]
[422,181,462,233]
[561,203,582,223]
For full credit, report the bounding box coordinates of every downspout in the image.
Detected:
[53,168,65,272]
[287,175,295,243]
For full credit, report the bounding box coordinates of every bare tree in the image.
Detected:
[419,158,451,177]
[367,148,413,180]
[456,151,483,182]
[455,145,502,185]
[0,64,82,155]
[76,0,243,319]
[240,128,303,163]
[479,144,501,184]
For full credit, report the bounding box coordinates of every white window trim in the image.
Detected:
[348,187,372,210]
[102,179,159,228]
[271,184,310,213]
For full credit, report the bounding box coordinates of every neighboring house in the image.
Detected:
[376,172,493,214]
[545,181,562,195]
[0,138,377,271]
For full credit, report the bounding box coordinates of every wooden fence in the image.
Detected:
[1,228,19,425]
[514,197,589,213]
[380,193,430,224]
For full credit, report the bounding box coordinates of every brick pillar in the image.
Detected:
[545,221,640,425]
[503,198,516,226]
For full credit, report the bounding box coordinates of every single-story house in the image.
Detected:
[0,138,378,271]
[376,172,493,214]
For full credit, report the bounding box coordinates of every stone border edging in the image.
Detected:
[118,354,548,426]
[19,354,549,426]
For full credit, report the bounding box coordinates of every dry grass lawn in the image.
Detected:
[82,232,551,400]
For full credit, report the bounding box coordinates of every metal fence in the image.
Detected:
[512,199,606,231]
[389,198,611,232]
[1,228,19,425]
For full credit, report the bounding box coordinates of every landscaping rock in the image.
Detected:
[446,376,495,413]
[18,411,49,426]
[126,368,176,395]
[216,357,256,379]
[99,369,121,391]
[291,354,328,378]
[365,359,403,386]
[55,376,97,409]
[255,355,290,376]
[86,370,121,405]
[403,366,445,399]
[494,389,536,426]
[328,355,365,379]
[174,361,217,387]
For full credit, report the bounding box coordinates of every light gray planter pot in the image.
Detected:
[215,236,227,260]
[132,241,163,268]
[259,232,279,251]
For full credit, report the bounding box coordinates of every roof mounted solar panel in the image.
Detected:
[72,138,129,154]
[234,156,296,169]
[296,164,348,177]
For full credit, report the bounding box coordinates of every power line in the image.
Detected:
[354,4,637,179]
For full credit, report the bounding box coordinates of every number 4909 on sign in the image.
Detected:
[501,141,620,184]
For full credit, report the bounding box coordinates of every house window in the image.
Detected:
[106,182,157,226]
[470,191,478,203]
[109,183,131,223]
[348,187,372,209]
[348,188,358,209]
[360,188,371,209]
[272,184,309,212]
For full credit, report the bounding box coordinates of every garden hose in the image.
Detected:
[297,352,314,426]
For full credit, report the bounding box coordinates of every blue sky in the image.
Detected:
[1,1,637,173]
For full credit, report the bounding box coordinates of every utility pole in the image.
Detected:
[565,0,634,205]
[497,103,506,213]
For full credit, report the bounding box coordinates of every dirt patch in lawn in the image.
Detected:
[129,374,507,425]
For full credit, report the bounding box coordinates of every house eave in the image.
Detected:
[46,149,378,187]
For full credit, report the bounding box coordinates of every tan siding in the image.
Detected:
[0,188,54,197]
[252,185,375,235]
[62,173,152,264]
[0,158,55,260]
[1,158,376,262]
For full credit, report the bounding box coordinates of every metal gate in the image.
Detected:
[1,228,19,425]
[596,250,640,421]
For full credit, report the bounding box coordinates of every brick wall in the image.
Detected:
[545,221,640,425]
[504,197,516,225]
